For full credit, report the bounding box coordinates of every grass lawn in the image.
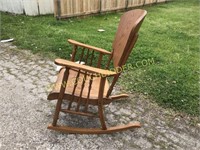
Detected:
[1,0,199,116]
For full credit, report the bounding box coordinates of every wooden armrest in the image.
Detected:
[55,59,116,76]
[68,39,112,55]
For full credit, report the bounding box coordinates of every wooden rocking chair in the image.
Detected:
[47,9,147,134]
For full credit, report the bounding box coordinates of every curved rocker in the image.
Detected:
[48,122,141,134]
[47,9,147,134]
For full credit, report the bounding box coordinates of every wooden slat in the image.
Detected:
[61,109,97,117]
[60,0,68,16]
[76,71,87,111]
[106,54,113,69]
[71,45,77,61]
[67,49,85,110]
[84,75,93,112]
[100,0,126,12]
[48,68,110,102]
[91,0,100,12]
[89,50,95,66]
[67,70,82,110]
[52,68,69,126]
[83,0,88,13]
[67,42,85,110]
[84,49,90,65]
[127,0,144,8]
[97,53,103,68]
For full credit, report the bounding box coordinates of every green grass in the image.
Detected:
[1,0,199,116]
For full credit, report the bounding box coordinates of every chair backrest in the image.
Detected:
[106,9,147,97]
[112,9,147,67]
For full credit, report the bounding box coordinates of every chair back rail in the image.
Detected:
[112,9,147,67]
[106,9,147,97]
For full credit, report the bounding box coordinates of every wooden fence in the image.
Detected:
[0,0,54,16]
[55,0,168,19]
[0,0,168,17]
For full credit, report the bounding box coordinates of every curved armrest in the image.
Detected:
[55,59,116,77]
[68,39,112,55]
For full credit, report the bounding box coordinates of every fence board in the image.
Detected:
[0,0,8,12]
[101,0,114,11]
[2,0,10,12]
[0,0,168,17]
[128,0,144,7]
[12,0,24,14]
[157,0,166,2]
[56,0,100,18]
[60,0,73,16]
[145,0,157,5]
[23,0,39,16]
[38,0,54,15]
[5,0,24,14]
[0,0,23,13]
[91,0,100,12]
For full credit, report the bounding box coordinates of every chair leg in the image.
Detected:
[52,68,69,126]
[52,99,63,126]
[98,77,107,130]
[98,104,107,130]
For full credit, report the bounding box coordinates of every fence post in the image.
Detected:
[37,0,40,15]
[143,0,146,6]
[156,0,158,4]
[57,0,61,20]
[99,0,102,13]
[125,0,129,10]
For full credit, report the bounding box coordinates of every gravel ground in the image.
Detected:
[0,42,199,150]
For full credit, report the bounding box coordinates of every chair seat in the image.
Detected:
[48,68,110,105]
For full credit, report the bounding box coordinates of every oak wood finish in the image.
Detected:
[68,39,112,55]
[48,122,141,134]
[52,68,69,126]
[61,109,98,118]
[47,9,147,134]
[55,59,116,76]
[110,94,129,100]
[48,68,110,102]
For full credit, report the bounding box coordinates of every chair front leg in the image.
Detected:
[98,77,107,130]
[52,99,63,126]
[52,68,69,126]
